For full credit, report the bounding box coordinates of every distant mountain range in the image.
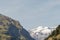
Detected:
[1,14,59,40]
[29,26,55,40]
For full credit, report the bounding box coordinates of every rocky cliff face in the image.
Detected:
[45,25,60,40]
[0,14,35,40]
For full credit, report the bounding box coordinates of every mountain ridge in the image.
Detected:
[0,14,35,40]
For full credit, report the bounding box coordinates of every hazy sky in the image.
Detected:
[0,0,60,30]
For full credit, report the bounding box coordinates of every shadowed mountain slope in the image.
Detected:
[0,14,35,40]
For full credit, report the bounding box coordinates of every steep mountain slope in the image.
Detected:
[29,26,55,40]
[0,14,35,40]
[45,25,60,40]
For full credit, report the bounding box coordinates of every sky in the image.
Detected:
[0,0,60,30]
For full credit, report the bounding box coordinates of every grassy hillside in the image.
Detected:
[0,14,35,40]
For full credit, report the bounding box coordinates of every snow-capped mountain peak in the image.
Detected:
[29,26,55,40]
[31,26,52,34]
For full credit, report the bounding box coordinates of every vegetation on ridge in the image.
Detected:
[45,25,60,40]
